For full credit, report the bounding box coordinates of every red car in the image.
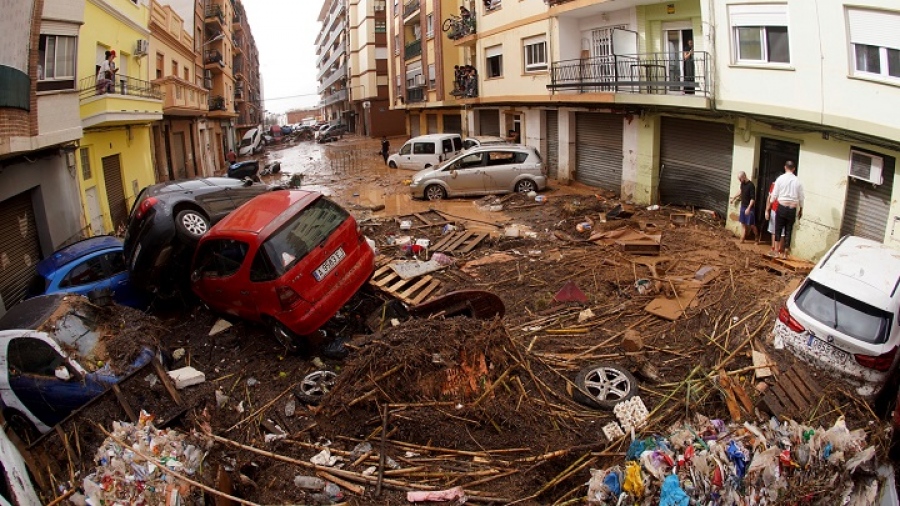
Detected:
[190,190,374,350]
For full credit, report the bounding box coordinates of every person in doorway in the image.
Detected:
[98,50,117,93]
[683,39,695,95]
[226,149,237,164]
[730,171,757,243]
[771,161,804,259]
[380,136,390,165]
[764,181,779,255]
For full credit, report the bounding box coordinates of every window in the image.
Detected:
[195,239,249,278]
[374,0,386,11]
[413,142,436,154]
[847,9,900,81]
[375,20,386,33]
[400,143,411,155]
[486,45,503,78]
[37,35,76,90]
[60,257,105,288]
[80,148,92,180]
[394,35,400,55]
[260,198,349,276]
[795,279,892,344]
[523,36,547,72]
[184,66,189,80]
[156,53,164,79]
[172,60,178,76]
[729,4,790,64]
[426,14,434,38]
[428,63,436,88]
[8,338,66,377]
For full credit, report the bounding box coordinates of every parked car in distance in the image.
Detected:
[238,127,263,157]
[317,124,348,143]
[25,236,147,309]
[409,145,547,201]
[190,190,375,351]
[227,160,260,180]
[388,134,463,171]
[774,235,900,399]
[0,295,157,442]
[124,177,276,294]
[463,135,509,151]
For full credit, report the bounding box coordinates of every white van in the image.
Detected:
[238,126,263,156]
[387,134,463,171]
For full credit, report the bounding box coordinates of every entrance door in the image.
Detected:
[663,26,693,92]
[756,138,801,240]
[546,110,559,179]
[0,192,41,310]
[85,186,104,235]
[172,132,187,179]
[101,154,128,233]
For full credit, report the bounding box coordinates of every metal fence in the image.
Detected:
[548,51,710,97]
[79,75,162,101]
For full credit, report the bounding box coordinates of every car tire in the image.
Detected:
[294,370,338,405]
[425,184,446,201]
[388,161,397,169]
[573,363,637,410]
[5,409,40,445]
[515,179,537,194]
[175,209,210,241]
[267,318,308,354]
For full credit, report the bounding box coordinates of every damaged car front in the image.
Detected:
[0,295,157,442]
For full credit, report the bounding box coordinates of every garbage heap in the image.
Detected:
[587,414,885,506]
[76,413,205,506]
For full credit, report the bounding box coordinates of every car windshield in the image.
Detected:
[260,198,349,276]
[794,279,892,344]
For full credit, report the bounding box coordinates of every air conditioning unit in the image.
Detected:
[414,74,425,86]
[848,150,884,185]
[135,39,149,56]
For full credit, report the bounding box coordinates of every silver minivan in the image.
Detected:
[387,134,463,170]
[409,145,547,200]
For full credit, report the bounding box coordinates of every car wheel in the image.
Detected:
[388,161,397,169]
[573,363,637,410]
[515,179,537,193]
[294,370,337,405]
[425,184,446,201]
[268,318,307,354]
[175,210,210,241]
[5,410,40,445]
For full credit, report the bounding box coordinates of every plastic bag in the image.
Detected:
[726,441,748,479]
[623,461,644,499]
[660,474,690,506]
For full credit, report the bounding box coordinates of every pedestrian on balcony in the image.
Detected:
[97,50,117,94]
[464,67,478,97]
[380,136,390,165]
[683,39,695,95]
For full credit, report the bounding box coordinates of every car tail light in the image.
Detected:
[778,305,806,333]
[854,346,898,372]
[276,285,302,310]
[135,197,158,220]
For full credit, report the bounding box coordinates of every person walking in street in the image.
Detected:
[380,136,391,165]
[731,171,757,243]
[226,149,237,164]
[771,161,804,259]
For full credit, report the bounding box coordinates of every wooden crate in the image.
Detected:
[757,364,823,419]
[431,231,488,254]
[370,265,442,305]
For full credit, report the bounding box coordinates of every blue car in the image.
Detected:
[26,236,147,308]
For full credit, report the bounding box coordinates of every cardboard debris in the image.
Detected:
[589,228,661,255]
[752,349,775,378]
[644,280,701,320]
[460,253,517,276]
[389,259,445,280]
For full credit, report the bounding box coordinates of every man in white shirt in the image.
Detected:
[771,160,804,259]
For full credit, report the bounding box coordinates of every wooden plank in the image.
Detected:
[759,389,786,417]
[444,231,475,251]
[789,365,822,397]
[431,233,460,251]
[782,369,815,405]
[152,357,183,405]
[457,232,488,253]
[371,266,397,287]
[768,382,797,415]
[774,379,807,415]
[387,275,412,293]
[719,371,742,421]
[398,275,434,299]
[111,383,139,423]
[409,279,442,305]
[732,382,755,414]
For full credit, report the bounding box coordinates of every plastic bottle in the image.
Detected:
[294,475,326,490]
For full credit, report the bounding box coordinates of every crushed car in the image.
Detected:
[0,426,41,505]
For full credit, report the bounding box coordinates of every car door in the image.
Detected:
[445,152,486,196]
[187,179,237,220]
[221,178,268,208]
[54,254,110,296]
[3,335,104,429]
[396,142,414,170]
[412,141,437,170]
[98,250,145,308]
[191,238,258,319]
[482,150,518,192]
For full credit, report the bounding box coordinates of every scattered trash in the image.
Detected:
[294,475,326,490]
[535,195,547,203]
[55,365,71,380]
[389,259,445,280]
[172,347,186,361]
[284,399,296,417]
[578,309,595,322]
[442,224,457,235]
[310,449,341,467]
[621,329,644,353]
[603,421,626,442]
[526,190,537,199]
[167,366,206,389]
[431,252,455,266]
[554,280,588,303]
[407,486,467,503]
[209,319,233,336]
[247,377,259,387]
[215,388,229,408]
[647,204,660,211]
[613,396,649,433]
[634,278,652,295]
[504,225,520,237]
[576,222,592,233]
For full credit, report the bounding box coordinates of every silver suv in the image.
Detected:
[409,145,547,201]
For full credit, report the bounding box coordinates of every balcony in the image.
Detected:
[204,4,224,27]
[204,50,226,72]
[446,16,476,41]
[403,0,420,18]
[404,39,422,60]
[154,76,209,116]
[78,75,163,129]
[547,52,711,98]
[208,95,226,111]
[233,37,243,53]
[235,87,244,102]
[320,89,348,107]
[406,87,425,103]
[317,63,347,94]
[203,77,213,90]
[232,14,243,30]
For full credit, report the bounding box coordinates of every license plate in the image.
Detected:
[313,247,345,281]
[806,333,849,364]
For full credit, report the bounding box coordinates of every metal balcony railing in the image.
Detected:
[204,4,224,24]
[547,51,710,97]
[203,78,213,90]
[403,0,420,18]
[209,95,226,111]
[233,61,244,75]
[404,39,422,60]
[320,89,348,107]
[79,75,162,100]
[204,49,225,66]
[406,87,425,103]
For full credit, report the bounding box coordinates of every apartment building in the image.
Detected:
[202,0,239,170]
[0,0,87,314]
[232,1,263,137]
[76,0,163,236]
[317,0,352,126]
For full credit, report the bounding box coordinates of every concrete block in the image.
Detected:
[168,366,206,389]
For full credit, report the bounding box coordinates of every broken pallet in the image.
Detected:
[370,265,442,305]
[757,364,823,419]
[431,230,488,254]
[760,253,814,274]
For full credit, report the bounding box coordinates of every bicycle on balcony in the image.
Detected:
[443,10,475,41]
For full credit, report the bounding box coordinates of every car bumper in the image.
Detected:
[535,175,548,190]
[772,320,887,398]
[409,182,423,198]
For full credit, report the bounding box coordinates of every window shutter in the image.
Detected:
[485,45,502,58]
[729,4,788,27]
[848,9,900,50]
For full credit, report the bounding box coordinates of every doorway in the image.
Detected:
[663,26,693,93]
[756,138,800,241]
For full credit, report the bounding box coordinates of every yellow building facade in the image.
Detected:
[76,0,163,235]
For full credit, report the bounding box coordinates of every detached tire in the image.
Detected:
[294,370,337,405]
[175,209,210,241]
[573,363,637,410]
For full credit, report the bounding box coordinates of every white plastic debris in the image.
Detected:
[399,220,412,230]
[285,399,296,417]
[363,466,377,476]
[215,388,229,408]
[208,319,233,336]
[247,377,258,387]
[602,421,625,442]
[407,486,467,503]
[578,309,595,323]
[613,396,649,433]
[167,366,206,389]
[294,475,326,490]
[310,449,340,467]
[172,347,186,361]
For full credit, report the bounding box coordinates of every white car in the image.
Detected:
[773,235,900,398]
[0,427,40,505]
[462,135,509,151]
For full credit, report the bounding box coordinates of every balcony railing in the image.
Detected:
[204,4,224,24]
[547,51,710,97]
[406,87,425,103]
[204,49,225,66]
[232,14,243,25]
[233,37,243,50]
[404,39,422,60]
[403,0,420,18]
[233,61,244,75]
[320,88,348,107]
[209,95,226,111]
[79,75,162,101]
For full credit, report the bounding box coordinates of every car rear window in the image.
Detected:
[794,279,892,344]
[258,198,349,277]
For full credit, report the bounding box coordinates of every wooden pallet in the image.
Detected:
[757,364,822,419]
[760,253,814,274]
[370,265,442,305]
[431,231,488,253]
[397,211,452,230]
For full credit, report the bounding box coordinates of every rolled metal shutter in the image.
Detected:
[443,114,462,134]
[575,112,623,191]
[426,114,438,134]
[659,117,733,217]
[841,154,895,241]
[479,110,500,136]
[0,191,41,309]
[409,114,420,137]
[102,154,128,232]
[546,110,559,179]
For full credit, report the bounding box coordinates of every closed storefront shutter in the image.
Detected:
[426,114,438,134]
[0,191,41,309]
[479,110,500,136]
[575,112,623,191]
[102,154,128,232]
[443,114,462,134]
[546,110,559,179]
[841,151,895,241]
[659,117,733,217]
[410,114,420,137]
